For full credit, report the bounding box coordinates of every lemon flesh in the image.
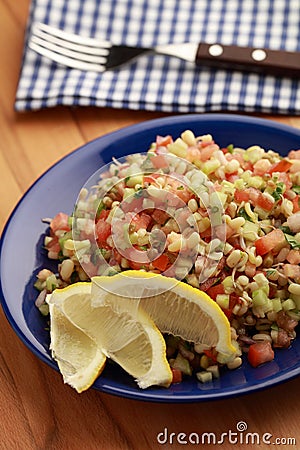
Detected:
[92,271,236,359]
[48,302,106,393]
[48,283,172,390]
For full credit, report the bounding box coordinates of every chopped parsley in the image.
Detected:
[292,185,300,195]
[284,233,300,249]
[280,225,293,234]
[271,182,284,202]
[238,207,253,222]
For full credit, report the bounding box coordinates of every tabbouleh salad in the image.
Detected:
[35,129,300,384]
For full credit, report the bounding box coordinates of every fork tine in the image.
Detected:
[34,23,111,49]
[29,41,106,72]
[30,35,108,65]
[32,26,110,56]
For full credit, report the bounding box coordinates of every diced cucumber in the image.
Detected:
[206,365,220,379]
[125,175,143,188]
[242,221,260,241]
[252,289,268,307]
[38,303,49,316]
[34,279,45,291]
[282,298,296,311]
[196,371,213,383]
[171,352,192,376]
[216,294,230,310]
[202,159,221,175]
[271,298,283,313]
[46,274,59,292]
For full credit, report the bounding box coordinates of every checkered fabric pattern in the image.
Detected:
[15,0,300,114]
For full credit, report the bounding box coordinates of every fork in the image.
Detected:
[29,22,300,77]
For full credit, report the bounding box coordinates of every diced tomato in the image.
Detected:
[248,341,274,368]
[292,195,300,213]
[288,149,300,160]
[235,187,275,211]
[128,260,150,270]
[163,192,182,208]
[222,293,242,319]
[198,224,212,240]
[152,253,169,272]
[95,219,111,245]
[241,161,254,171]
[200,276,221,293]
[150,154,168,169]
[203,349,218,363]
[50,212,70,233]
[121,196,144,213]
[227,235,243,250]
[253,159,272,176]
[235,188,260,204]
[156,135,173,148]
[234,190,250,203]
[130,212,152,231]
[278,172,292,191]
[167,178,194,203]
[256,193,274,211]
[152,209,169,225]
[171,368,182,384]
[206,283,225,301]
[225,173,239,183]
[266,160,292,175]
[199,144,216,162]
[234,187,274,211]
[287,249,300,265]
[46,236,61,253]
[186,147,201,163]
[124,246,150,270]
[143,174,161,186]
[283,264,300,279]
[98,209,110,220]
[254,228,286,256]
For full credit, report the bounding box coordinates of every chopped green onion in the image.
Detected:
[292,185,300,194]
[271,182,284,201]
[238,207,253,222]
[227,144,234,153]
[284,233,300,249]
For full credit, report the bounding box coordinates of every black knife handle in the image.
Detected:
[196,43,300,78]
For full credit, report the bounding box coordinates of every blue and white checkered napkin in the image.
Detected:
[15,0,300,114]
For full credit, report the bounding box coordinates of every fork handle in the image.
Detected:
[196,43,300,78]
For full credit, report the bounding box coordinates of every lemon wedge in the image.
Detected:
[91,271,236,360]
[48,300,106,393]
[48,282,172,390]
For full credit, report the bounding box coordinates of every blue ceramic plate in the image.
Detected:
[1,114,300,402]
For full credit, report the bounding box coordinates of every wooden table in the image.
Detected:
[1,1,300,449]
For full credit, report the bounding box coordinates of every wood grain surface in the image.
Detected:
[1,1,300,449]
